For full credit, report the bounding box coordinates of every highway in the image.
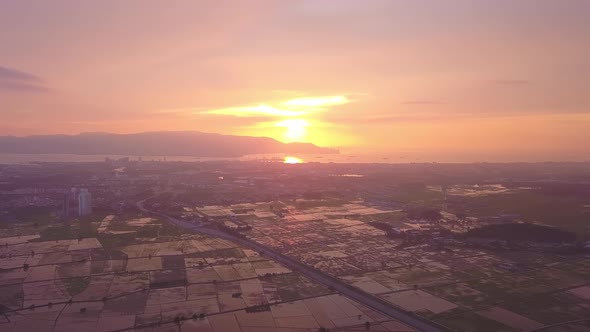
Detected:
[137,198,447,332]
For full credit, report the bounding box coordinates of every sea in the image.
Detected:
[0,152,586,164]
[0,153,407,164]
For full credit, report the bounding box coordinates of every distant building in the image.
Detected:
[78,189,92,216]
[62,193,70,218]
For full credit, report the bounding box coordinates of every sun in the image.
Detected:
[283,156,303,164]
[275,119,309,142]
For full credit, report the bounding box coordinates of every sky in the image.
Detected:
[1,0,589,161]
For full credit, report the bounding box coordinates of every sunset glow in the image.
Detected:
[204,95,349,144]
[2,3,590,331]
[276,119,309,141]
[0,1,588,161]
[283,156,303,164]
[206,104,308,117]
[282,96,349,108]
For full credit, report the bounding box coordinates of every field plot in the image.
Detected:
[68,238,102,251]
[434,311,515,332]
[187,283,217,300]
[568,285,590,301]
[498,293,590,326]
[476,306,543,330]
[361,271,409,292]
[175,294,415,332]
[0,234,41,245]
[2,226,419,331]
[0,284,23,310]
[425,282,494,309]
[340,275,391,294]
[3,196,589,331]
[126,257,162,272]
[186,266,223,283]
[73,275,113,301]
[380,290,458,314]
[22,279,70,307]
[271,273,332,302]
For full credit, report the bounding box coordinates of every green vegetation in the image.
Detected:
[406,207,443,221]
[501,294,587,325]
[199,248,245,259]
[276,288,301,302]
[36,212,107,241]
[0,207,56,237]
[391,184,444,207]
[5,206,56,225]
[63,277,90,296]
[272,273,331,302]
[452,190,590,237]
[134,222,181,238]
[38,224,74,240]
[78,211,110,224]
[426,283,495,309]
[97,232,137,249]
[465,223,577,242]
[0,285,23,311]
[434,311,514,332]
[385,267,451,286]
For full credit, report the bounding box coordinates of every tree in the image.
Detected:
[421,209,442,222]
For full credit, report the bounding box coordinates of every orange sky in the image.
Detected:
[0,0,589,161]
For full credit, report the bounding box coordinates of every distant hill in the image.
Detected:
[0,131,338,157]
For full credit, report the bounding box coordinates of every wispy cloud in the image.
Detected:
[0,66,41,81]
[0,65,48,92]
[150,107,206,115]
[282,96,349,108]
[201,95,351,118]
[206,104,308,117]
[0,80,49,92]
[491,79,531,85]
[401,100,448,105]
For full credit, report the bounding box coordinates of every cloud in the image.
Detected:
[400,100,448,105]
[491,79,531,85]
[206,104,308,117]
[150,107,206,115]
[323,110,472,124]
[201,95,351,118]
[0,66,41,81]
[0,65,48,92]
[0,80,50,93]
[282,96,349,108]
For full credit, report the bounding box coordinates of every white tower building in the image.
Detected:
[78,189,92,216]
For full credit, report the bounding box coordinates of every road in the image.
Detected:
[137,198,447,332]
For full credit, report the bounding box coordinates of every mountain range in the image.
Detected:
[0,131,338,157]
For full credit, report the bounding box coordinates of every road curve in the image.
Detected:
[137,198,448,332]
